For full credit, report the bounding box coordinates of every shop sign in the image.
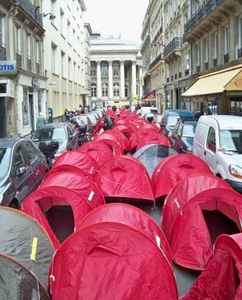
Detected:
[0,61,17,75]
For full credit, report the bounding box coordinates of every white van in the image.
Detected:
[193,115,242,192]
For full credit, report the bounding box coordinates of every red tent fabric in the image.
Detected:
[50,222,178,300]
[22,186,102,249]
[52,151,98,176]
[95,132,123,155]
[152,154,212,199]
[97,156,154,203]
[80,203,172,261]
[162,178,238,270]
[40,165,104,205]
[182,234,242,300]
[79,141,113,168]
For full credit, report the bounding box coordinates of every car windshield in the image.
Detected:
[183,124,196,137]
[167,115,179,127]
[220,130,242,154]
[0,147,11,181]
[36,127,66,145]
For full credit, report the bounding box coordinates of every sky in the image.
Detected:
[85,0,149,44]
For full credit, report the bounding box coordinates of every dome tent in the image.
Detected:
[162,177,239,270]
[80,203,172,261]
[95,132,124,155]
[133,144,176,176]
[79,141,114,168]
[182,234,242,300]
[40,165,104,204]
[97,156,154,203]
[52,151,98,176]
[152,154,212,199]
[0,207,54,289]
[0,253,50,300]
[50,222,178,300]
[22,186,103,249]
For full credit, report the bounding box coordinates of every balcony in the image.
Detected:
[15,0,43,28]
[0,46,7,60]
[184,0,227,41]
[164,37,182,61]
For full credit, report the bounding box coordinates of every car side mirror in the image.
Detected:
[16,166,27,177]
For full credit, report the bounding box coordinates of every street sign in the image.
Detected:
[0,61,17,75]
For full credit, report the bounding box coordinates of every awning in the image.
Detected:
[183,65,242,97]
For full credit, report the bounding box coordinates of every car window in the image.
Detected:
[22,142,38,164]
[183,124,195,137]
[207,127,216,152]
[0,147,11,181]
[12,145,26,175]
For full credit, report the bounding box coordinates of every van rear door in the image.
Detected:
[193,121,209,161]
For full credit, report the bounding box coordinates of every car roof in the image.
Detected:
[37,123,67,129]
[200,115,242,130]
[0,137,32,148]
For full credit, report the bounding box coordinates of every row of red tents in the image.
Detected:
[6,109,241,299]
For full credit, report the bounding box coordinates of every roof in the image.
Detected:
[183,65,242,97]
[0,137,20,148]
[200,115,242,130]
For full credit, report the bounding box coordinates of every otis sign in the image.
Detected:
[0,61,17,75]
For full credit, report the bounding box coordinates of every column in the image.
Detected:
[96,61,102,98]
[120,61,125,99]
[131,61,137,99]
[108,61,113,99]
[139,66,143,99]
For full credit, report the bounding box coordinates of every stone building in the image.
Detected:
[0,0,47,137]
[89,34,142,108]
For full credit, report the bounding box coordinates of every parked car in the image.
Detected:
[0,138,48,207]
[193,115,242,192]
[170,120,197,153]
[139,106,158,117]
[32,123,79,164]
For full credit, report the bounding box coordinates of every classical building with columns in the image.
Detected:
[90,34,143,108]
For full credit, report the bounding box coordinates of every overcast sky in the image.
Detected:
[85,0,149,44]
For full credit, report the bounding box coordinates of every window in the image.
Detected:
[0,15,6,46]
[101,62,108,79]
[203,38,208,63]
[73,62,76,82]
[27,34,31,58]
[91,83,97,97]
[51,0,57,26]
[102,83,108,97]
[61,51,65,77]
[51,43,57,74]
[68,57,71,80]
[36,40,41,63]
[15,25,21,54]
[113,62,120,79]
[60,9,64,35]
[212,32,219,59]
[113,83,120,97]
[207,127,216,152]
[195,43,200,66]
[125,84,129,97]
[239,17,242,48]
[224,26,229,55]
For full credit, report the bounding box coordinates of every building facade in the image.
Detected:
[43,0,89,119]
[0,0,47,138]
[183,0,242,114]
[141,0,166,112]
[90,34,142,108]
[163,0,191,110]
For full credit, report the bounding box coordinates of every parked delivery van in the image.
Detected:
[193,115,242,192]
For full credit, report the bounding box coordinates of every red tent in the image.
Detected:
[182,234,242,300]
[22,186,103,249]
[97,156,154,203]
[79,141,113,168]
[50,222,178,300]
[152,154,212,199]
[40,165,104,205]
[95,132,123,155]
[80,203,172,261]
[163,178,238,270]
[52,151,98,176]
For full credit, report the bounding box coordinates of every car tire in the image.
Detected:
[10,199,20,209]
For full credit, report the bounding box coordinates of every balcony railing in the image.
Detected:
[15,0,43,27]
[184,0,225,36]
[164,37,182,58]
[0,45,7,60]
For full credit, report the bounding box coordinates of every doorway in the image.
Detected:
[0,98,6,137]
[28,94,34,131]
